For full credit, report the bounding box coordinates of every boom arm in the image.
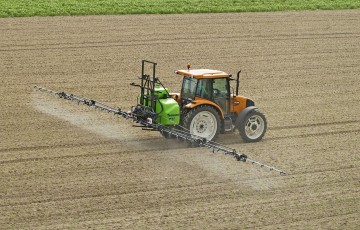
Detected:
[33,85,286,175]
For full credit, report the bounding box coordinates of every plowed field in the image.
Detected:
[1,10,359,229]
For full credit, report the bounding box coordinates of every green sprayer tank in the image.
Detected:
[139,85,180,126]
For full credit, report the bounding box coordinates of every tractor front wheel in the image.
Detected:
[182,105,221,141]
[238,109,267,143]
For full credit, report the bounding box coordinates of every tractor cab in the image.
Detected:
[176,68,231,116]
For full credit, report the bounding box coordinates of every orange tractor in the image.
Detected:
[132,60,267,143]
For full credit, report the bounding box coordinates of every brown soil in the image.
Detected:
[0,10,359,229]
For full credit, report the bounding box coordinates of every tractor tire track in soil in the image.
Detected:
[0,10,359,229]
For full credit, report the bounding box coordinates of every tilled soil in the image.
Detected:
[0,10,359,229]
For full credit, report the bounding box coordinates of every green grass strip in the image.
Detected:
[1,0,360,18]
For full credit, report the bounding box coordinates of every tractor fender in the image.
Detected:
[235,106,258,126]
[184,100,224,119]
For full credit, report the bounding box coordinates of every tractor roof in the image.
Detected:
[176,69,230,79]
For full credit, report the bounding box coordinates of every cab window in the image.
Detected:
[212,78,229,113]
[181,76,197,100]
[196,79,213,100]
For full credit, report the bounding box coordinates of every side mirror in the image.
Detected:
[231,87,236,97]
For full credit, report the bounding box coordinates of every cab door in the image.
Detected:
[195,78,230,115]
[212,78,230,115]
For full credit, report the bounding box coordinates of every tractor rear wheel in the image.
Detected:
[238,109,267,143]
[182,105,221,141]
